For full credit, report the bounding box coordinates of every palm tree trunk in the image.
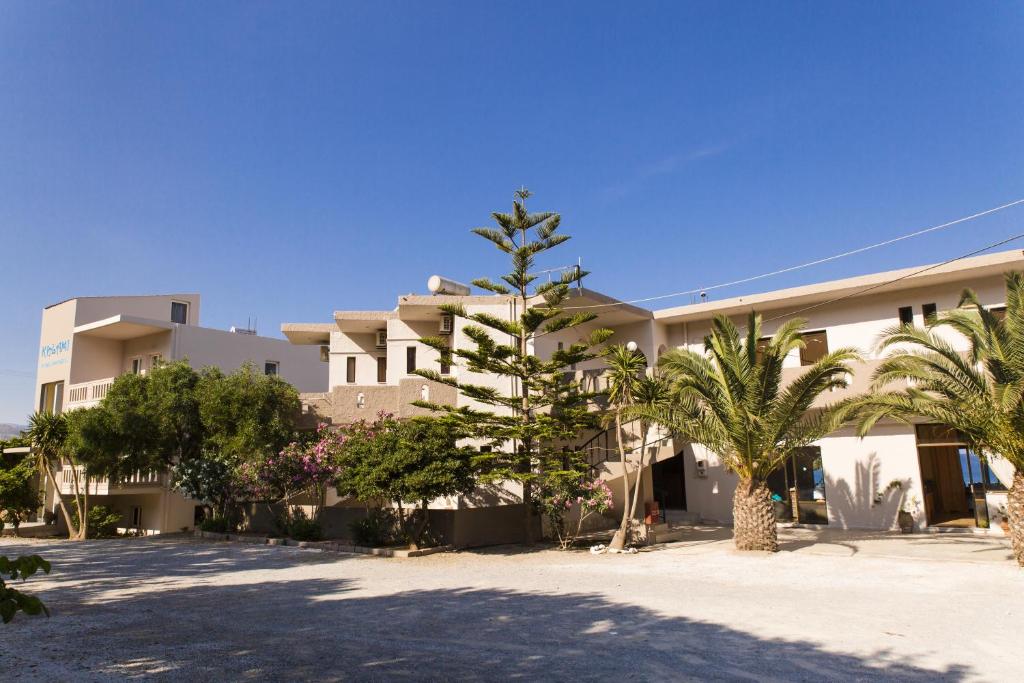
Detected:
[733,477,778,552]
[626,425,650,538]
[42,458,78,539]
[1008,471,1024,567]
[608,411,631,550]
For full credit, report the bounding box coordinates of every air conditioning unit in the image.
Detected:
[375,330,387,348]
[439,314,454,335]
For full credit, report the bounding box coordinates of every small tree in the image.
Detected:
[603,344,648,550]
[336,414,477,549]
[26,411,84,540]
[238,424,342,529]
[0,454,40,536]
[536,475,614,549]
[172,457,238,522]
[415,189,610,543]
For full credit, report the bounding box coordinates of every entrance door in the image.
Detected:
[651,452,686,512]
[916,425,1004,528]
[767,447,829,524]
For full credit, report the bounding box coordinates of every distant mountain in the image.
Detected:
[0,423,28,440]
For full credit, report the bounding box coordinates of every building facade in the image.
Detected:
[286,251,1022,539]
[35,293,327,534]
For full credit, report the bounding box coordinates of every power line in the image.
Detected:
[761,231,1024,324]
[563,197,1024,310]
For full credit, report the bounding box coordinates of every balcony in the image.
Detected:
[55,465,166,496]
[65,377,116,410]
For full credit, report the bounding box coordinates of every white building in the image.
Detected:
[286,250,1022,540]
[35,293,327,534]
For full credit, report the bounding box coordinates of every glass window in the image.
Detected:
[346,357,356,383]
[131,357,142,374]
[922,303,937,323]
[264,361,279,376]
[377,357,387,383]
[171,301,189,325]
[406,346,416,374]
[767,447,828,524]
[799,331,828,366]
[915,424,962,445]
[898,306,914,325]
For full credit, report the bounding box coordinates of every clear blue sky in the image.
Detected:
[2,2,1023,423]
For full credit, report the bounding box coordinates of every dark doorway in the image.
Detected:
[651,452,687,511]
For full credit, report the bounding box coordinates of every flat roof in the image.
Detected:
[45,293,199,310]
[73,315,176,340]
[281,323,335,345]
[654,249,1024,323]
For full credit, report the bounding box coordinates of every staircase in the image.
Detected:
[576,419,677,473]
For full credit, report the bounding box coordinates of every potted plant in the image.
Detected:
[996,504,1010,535]
[897,494,919,534]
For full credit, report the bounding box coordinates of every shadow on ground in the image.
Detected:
[0,538,971,681]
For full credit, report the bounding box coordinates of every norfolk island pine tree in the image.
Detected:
[414,189,612,544]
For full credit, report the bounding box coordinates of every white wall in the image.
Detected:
[175,325,327,392]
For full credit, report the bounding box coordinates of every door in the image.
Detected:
[767,447,829,524]
[916,425,1002,528]
[651,452,687,511]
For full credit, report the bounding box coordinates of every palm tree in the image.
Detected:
[623,372,672,534]
[603,344,648,550]
[654,313,858,551]
[855,272,1024,566]
[26,411,84,540]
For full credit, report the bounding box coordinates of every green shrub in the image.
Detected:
[70,504,121,539]
[287,516,323,542]
[199,516,231,533]
[349,509,398,547]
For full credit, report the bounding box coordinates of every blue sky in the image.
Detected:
[1,2,1023,423]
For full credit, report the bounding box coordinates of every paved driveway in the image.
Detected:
[0,532,1020,681]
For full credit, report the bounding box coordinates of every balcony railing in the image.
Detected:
[65,377,116,410]
[56,465,166,495]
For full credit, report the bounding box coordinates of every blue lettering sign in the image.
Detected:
[40,339,70,359]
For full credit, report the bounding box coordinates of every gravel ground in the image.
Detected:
[0,530,1020,681]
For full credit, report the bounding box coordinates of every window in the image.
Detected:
[799,331,828,366]
[377,357,387,383]
[149,354,161,371]
[131,357,143,374]
[898,306,914,325]
[406,346,416,374]
[440,342,451,375]
[990,306,1006,321]
[766,446,828,524]
[170,301,189,325]
[264,361,279,376]
[922,303,937,323]
[346,357,356,384]
[38,381,64,414]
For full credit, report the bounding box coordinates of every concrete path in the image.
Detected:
[0,532,1019,681]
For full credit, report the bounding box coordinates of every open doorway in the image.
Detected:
[916,425,1005,528]
[651,451,687,514]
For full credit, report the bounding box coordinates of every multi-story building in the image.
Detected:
[35,293,327,534]
[286,250,1022,541]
